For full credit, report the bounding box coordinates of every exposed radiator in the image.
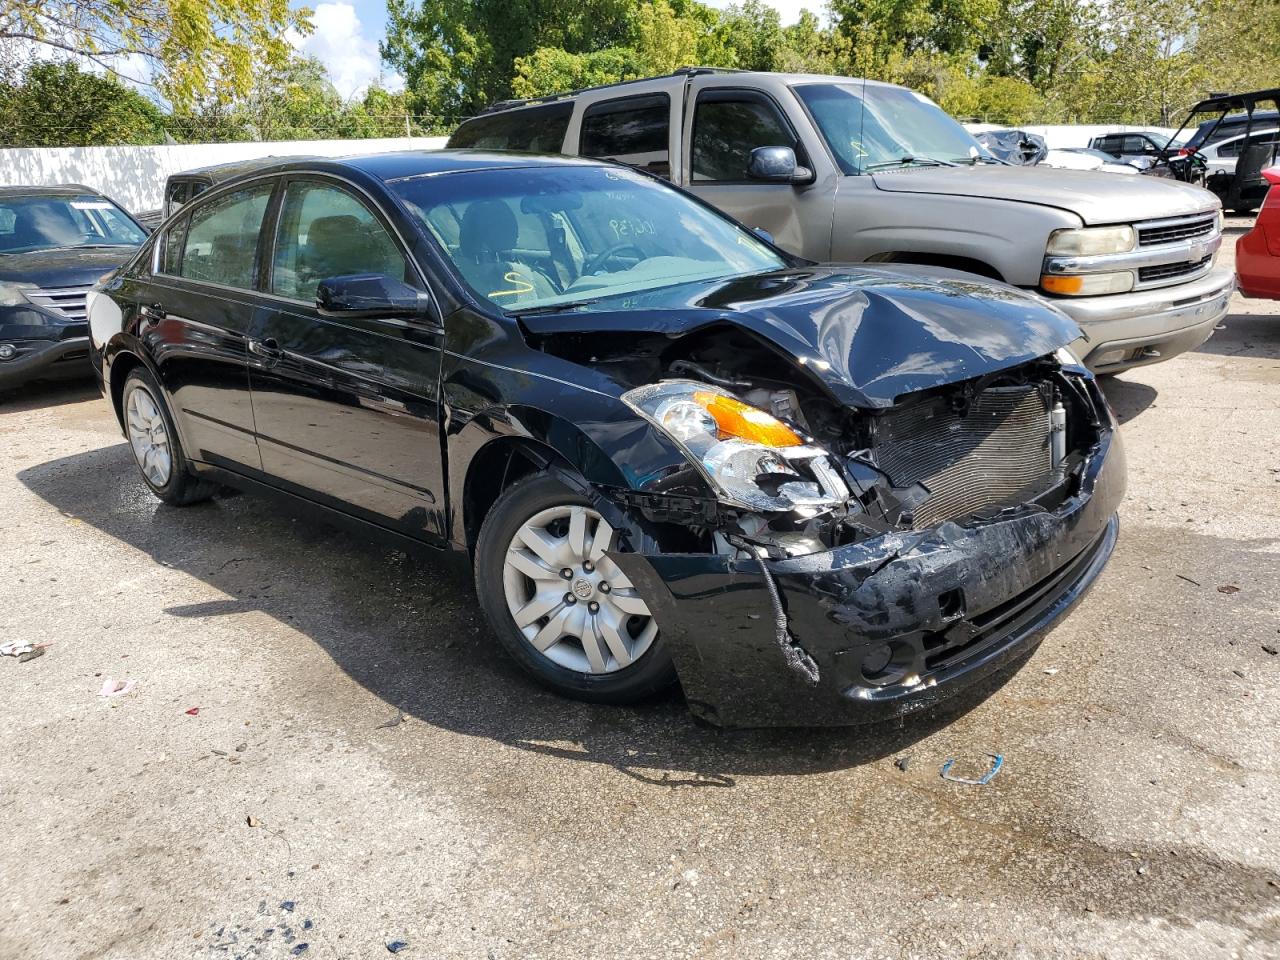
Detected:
[871,383,1054,527]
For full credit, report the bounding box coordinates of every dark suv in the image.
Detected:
[0,185,147,391]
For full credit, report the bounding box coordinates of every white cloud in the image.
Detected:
[287,2,403,101]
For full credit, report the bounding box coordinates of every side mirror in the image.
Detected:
[752,226,775,245]
[747,146,814,184]
[316,274,433,319]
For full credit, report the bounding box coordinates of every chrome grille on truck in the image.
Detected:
[1139,254,1214,284]
[871,384,1053,528]
[24,284,92,322]
[1137,215,1216,247]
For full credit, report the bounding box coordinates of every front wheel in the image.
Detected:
[474,473,676,703]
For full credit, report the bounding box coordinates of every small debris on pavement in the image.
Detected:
[235,742,247,752]
[387,941,410,954]
[894,756,911,772]
[98,677,136,698]
[378,712,406,730]
[1175,574,1201,586]
[1218,584,1240,594]
[280,901,295,912]
[246,815,260,828]
[940,753,1003,785]
[1,641,49,662]
[1263,644,1278,656]
[185,707,200,716]
[1043,668,1059,676]
[1233,669,1246,679]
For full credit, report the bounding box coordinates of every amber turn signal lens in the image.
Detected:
[1040,274,1085,294]
[692,391,803,447]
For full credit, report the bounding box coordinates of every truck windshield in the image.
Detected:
[0,194,146,254]
[794,82,993,174]
[392,165,787,314]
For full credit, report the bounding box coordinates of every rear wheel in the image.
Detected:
[121,367,216,506]
[474,473,676,703]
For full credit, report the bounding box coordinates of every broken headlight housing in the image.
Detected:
[622,380,850,513]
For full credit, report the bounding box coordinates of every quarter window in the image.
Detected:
[691,93,805,182]
[177,182,273,288]
[447,101,573,153]
[271,181,411,303]
[580,94,671,176]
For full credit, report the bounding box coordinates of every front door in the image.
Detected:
[247,176,447,543]
[681,85,830,260]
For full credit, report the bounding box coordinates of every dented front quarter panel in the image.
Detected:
[610,427,1125,728]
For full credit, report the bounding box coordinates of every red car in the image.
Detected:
[1237,166,1280,299]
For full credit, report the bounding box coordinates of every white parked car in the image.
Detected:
[1197,127,1280,176]
[1043,148,1140,175]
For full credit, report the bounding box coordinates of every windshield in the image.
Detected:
[793,82,992,174]
[0,194,146,254]
[392,165,786,313]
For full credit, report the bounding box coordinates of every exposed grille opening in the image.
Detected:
[1138,215,1217,247]
[24,284,92,322]
[870,382,1055,528]
[1138,255,1213,284]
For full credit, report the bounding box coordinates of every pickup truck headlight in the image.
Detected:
[0,281,35,306]
[1046,225,1136,256]
[622,380,850,513]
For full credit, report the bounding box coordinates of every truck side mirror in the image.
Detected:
[748,146,814,185]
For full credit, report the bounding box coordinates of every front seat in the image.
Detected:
[455,200,557,305]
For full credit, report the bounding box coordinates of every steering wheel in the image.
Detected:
[583,242,648,276]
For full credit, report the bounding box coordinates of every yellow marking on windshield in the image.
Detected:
[487,272,535,298]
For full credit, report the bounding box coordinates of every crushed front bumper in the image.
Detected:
[612,428,1125,727]
[1053,267,1233,372]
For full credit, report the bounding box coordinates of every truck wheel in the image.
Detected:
[474,473,676,703]
[121,368,216,506]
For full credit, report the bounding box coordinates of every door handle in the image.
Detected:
[247,337,281,362]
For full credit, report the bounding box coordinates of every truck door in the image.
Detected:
[679,80,835,260]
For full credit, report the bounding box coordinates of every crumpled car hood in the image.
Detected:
[519,265,1082,409]
[870,165,1218,224]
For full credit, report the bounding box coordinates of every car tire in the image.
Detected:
[474,473,677,704]
[121,367,216,507]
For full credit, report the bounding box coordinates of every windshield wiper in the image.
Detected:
[508,299,599,318]
[865,155,957,170]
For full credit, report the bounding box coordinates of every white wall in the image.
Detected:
[964,123,1181,149]
[0,137,449,214]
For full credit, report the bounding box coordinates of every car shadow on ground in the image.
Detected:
[1099,376,1157,425]
[0,379,99,410]
[1194,311,1280,361]
[18,443,1030,784]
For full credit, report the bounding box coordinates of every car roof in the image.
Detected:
[0,184,99,198]
[217,150,613,185]
[173,155,320,182]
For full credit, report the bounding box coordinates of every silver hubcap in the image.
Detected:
[503,504,658,674]
[125,385,172,488]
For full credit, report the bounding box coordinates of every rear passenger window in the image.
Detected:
[447,102,573,153]
[580,94,671,177]
[271,181,410,303]
[692,93,806,182]
[176,183,273,288]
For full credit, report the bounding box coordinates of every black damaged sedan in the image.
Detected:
[88,152,1124,727]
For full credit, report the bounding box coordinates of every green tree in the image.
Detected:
[0,60,167,146]
[0,0,311,108]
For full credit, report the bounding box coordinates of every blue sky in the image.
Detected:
[288,0,819,100]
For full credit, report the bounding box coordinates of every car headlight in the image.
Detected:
[622,380,850,513]
[0,281,35,307]
[1046,225,1136,257]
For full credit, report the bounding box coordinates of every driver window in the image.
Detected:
[272,181,411,303]
[691,93,805,182]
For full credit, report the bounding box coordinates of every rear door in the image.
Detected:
[247,175,447,542]
[680,81,833,260]
[144,178,278,471]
